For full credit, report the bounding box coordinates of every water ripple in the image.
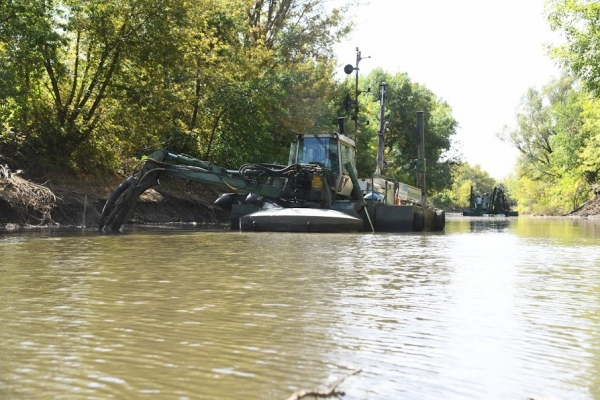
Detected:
[1,222,599,399]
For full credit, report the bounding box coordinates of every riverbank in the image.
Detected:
[0,171,230,231]
[1,170,599,232]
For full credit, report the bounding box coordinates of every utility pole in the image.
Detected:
[343,47,371,142]
[416,111,427,206]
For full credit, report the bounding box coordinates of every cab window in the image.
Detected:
[339,143,355,173]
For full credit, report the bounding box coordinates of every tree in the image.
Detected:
[548,1,600,94]
[199,0,353,167]
[429,162,499,211]
[352,69,460,195]
[1,0,354,173]
[1,0,199,171]
[499,75,579,181]
[500,73,598,214]
[544,1,600,207]
[1,0,63,162]
[579,100,600,185]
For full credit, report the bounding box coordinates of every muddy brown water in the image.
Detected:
[1,217,599,399]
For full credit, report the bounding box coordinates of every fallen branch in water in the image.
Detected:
[0,164,57,224]
[286,369,362,400]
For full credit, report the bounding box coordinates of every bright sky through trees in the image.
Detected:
[334,0,562,180]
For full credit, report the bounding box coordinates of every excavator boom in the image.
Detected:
[99,149,341,232]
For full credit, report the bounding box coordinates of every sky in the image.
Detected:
[333,0,563,180]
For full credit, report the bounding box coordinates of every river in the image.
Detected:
[1,217,599,399]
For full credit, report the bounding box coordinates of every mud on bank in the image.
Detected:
[0,172,230,231]
[566,194,600,218]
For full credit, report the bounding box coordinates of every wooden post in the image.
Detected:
[82,195,87,228]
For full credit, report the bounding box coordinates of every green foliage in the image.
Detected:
[542,1,600,213]
[579,100,600,184]
[499,75,574,181]
[0,0,352,173]
[429,162,500,211]
[507,172,587,215]
[499,72,599,214]
[548,1,600,94]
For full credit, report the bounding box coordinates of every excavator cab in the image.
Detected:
[291,136,336,169]
[288,133,355,198]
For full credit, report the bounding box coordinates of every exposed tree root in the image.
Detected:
[0,164,58,225]
[286,369,362,400]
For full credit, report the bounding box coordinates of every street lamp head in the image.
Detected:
[344,64,355,75]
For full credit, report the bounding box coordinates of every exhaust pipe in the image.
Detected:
[337,117,346,136]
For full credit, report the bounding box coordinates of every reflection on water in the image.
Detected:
[1,218,599,399]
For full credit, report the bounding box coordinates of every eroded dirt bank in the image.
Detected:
[566,194,600,218]
[0,171,230,231]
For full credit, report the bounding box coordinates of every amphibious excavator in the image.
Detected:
[463,185,518,217]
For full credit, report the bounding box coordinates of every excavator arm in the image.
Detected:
[99,149,338,232]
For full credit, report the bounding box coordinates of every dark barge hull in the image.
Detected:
[239,208,364,233]
[232,202,445,233]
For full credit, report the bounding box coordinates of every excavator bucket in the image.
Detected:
[99,150,169,232]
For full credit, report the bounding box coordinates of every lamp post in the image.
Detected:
[343,47,370,142]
